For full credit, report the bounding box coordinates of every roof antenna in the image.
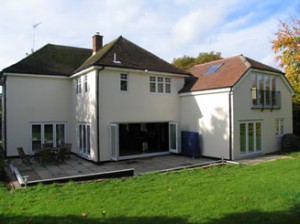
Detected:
[31,22,42,53]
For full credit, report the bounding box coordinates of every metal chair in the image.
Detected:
[17,147,32,165]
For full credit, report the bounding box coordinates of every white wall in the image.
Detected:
[180,89,231,159]
[98,69,185,161]
[71,70,98,161]
[232,70,294,159]
[5,75,72,156]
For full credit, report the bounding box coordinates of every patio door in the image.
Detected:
[110,123,119,161]
[30,123,66,151]
[169,122,179,153]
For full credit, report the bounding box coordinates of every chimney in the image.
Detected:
[92,32,103,54]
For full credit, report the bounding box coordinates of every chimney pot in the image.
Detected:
[93,33,103,54]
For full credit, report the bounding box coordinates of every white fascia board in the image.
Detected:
[3,72,69,79]
[105,66,189,78]
[70,66,103,79]
[179,87,231,97]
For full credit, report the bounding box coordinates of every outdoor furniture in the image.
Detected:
[55,147,67,164]
[17,147,32,165]
[39,148,53,164]
[64,143,72,159]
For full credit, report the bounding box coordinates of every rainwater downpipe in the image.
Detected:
[96,67,104,163]
[228,87,233,160]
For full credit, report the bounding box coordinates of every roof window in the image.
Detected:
[203,63,223,75]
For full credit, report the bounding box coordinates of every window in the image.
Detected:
[275,118,284,137]
[84,75,88,92]
[120,74,128,92]
[150,76,156,92]
[204,63,223,75]
[31,123,66,150]
[76,77,82,95]
[78,123,90,156]
[240,121,262,155]
[149,76,171,94]
[251,74,280,109]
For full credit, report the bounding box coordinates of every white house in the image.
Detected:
[0,34,294,162]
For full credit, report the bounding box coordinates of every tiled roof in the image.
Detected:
[2,44,92,76]
[180,55,283,93]
[2,36,188,77]
[74,36,188,75]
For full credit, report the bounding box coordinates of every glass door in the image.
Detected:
[110,123,119,161]
[169,122,179,153]
[31,124,42,150]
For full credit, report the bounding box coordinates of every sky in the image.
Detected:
[0,0,299,71]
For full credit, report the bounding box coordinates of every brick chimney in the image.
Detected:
[92,32,103,54]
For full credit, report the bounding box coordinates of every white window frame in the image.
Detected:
[120,73,128,92]
[78,122,91,157]
[239,121,262,155]
[252,74,279,109]
[30,122,66,151]
[149,76,172,94]
[76,77,82,95]
[275,118,284,137]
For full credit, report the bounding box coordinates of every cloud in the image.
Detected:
[0,0,298,71]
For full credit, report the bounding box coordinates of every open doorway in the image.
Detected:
[119,122,169,157]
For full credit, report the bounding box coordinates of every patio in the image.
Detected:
[7,154,218,187]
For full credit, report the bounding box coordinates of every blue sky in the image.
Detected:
[0,0,298,70]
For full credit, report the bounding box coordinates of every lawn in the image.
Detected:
[1,154,300,224]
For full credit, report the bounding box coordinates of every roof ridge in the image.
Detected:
[47,43,91,51]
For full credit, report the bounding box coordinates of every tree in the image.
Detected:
[272,17,300,103]
[172,51,222,71]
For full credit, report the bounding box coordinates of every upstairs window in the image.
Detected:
[120,74,128,92]
[76,77,82,95]
[84,75,88,92]
[149,76,171,94]
[251,74,280,109]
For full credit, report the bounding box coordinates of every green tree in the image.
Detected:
[272,17,300,103]
[172,51,222,71]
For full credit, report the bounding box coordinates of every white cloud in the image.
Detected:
[0,0,298,71]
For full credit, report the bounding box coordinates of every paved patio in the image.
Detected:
[8,154,217,187]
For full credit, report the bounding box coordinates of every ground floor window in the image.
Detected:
[31,123,66,150]
[240,121,262,154]
[275,118,284,137]
[78,123,90,157]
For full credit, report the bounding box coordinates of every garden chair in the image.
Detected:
[17,147,32,165]
[55,147,67,164]
[64,143,72,159]
[39,148,52,165]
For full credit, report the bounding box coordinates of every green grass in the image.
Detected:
[1,154,300,224]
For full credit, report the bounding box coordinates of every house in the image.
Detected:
[0,34,294,162]
[180,55,294,159]
[0,34,189,162]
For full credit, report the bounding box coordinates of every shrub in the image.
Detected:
[281,133,300,152]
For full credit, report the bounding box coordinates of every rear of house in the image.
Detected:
[1,34,188,162]
[0,34,294,162]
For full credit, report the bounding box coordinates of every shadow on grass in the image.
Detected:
[0,215,190,224]
[204,205,300,224]
[1,206,300,224]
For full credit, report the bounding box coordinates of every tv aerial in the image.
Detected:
[31,22,42,53]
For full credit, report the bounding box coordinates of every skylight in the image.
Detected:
[203,63,223,75]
